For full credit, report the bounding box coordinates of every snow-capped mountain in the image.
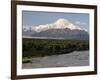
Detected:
[30,18,83,32]
[23,18,89,40]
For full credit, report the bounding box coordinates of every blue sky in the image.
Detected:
[22,11,89,32]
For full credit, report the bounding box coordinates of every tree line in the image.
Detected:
[23,38,89,58]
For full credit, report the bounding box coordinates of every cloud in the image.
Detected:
[75,21,87,25]
[74,21,88,32]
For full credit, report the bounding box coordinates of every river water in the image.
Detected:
[22,51,89,69]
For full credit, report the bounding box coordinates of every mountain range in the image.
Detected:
[23,18,89,40]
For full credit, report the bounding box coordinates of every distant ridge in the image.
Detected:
[23,18,89,40]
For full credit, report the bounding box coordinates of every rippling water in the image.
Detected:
[22,51,89,69]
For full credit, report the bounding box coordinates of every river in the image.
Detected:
[22,51,89,69]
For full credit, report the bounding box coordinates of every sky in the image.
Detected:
[22,11,89,32]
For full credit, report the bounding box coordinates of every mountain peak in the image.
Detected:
[55,18,70,26]
[54,18,82,30]
[24,18,86,33]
